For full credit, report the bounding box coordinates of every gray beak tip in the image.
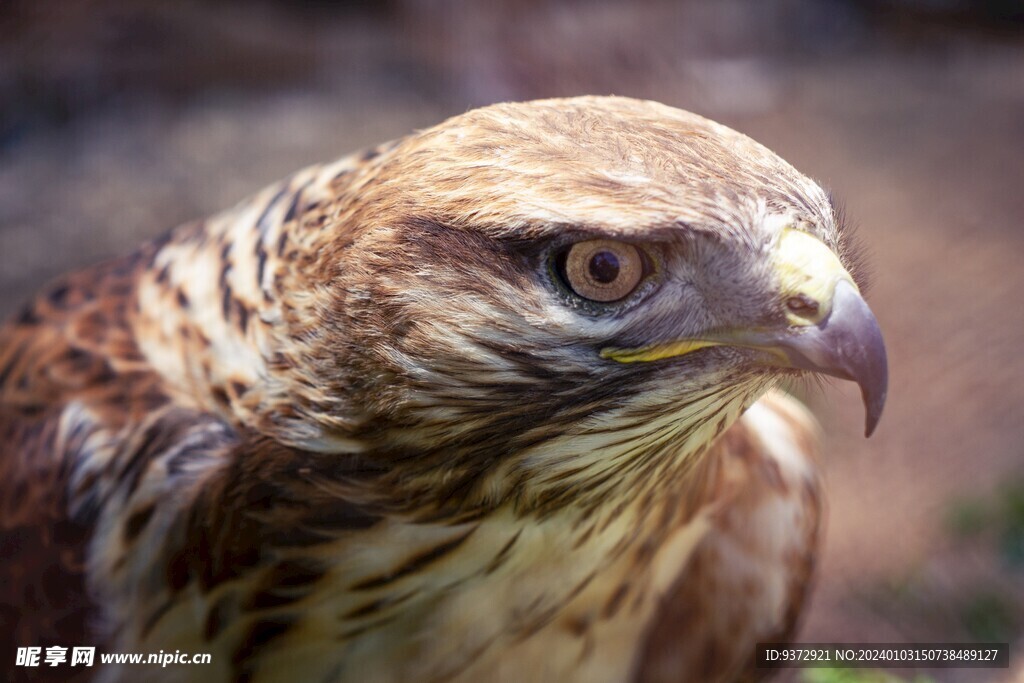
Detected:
[834,280,888,438]
[776,280,888,438]
[861,372,887,437]
[864,398,884,437]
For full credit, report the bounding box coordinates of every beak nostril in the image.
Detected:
[786,294,819,317]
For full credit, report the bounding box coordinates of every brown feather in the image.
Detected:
[1,97,848,682]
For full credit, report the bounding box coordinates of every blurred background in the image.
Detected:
[1,0,1023,680]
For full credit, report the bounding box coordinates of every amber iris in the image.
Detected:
[563,239,643,302]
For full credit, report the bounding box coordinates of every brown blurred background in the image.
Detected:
[1,1,1023,681]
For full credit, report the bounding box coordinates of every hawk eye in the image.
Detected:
[561,239,644,303]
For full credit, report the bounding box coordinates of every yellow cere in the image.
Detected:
[773,227,857,326]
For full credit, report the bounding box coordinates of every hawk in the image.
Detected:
[0,96,886,682]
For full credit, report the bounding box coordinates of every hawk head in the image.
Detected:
[262,96,886,515]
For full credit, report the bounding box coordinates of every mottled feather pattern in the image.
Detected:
[0,97,846,682]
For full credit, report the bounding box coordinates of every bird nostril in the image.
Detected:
[786,294,819,317]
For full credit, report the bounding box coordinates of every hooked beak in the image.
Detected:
[601,228,889,437]
[759,279,887,436]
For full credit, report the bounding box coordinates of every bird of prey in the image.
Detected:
[0,96,886,683]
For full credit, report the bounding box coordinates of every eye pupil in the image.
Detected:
[588,251,620,284]
[559,239,646,303]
